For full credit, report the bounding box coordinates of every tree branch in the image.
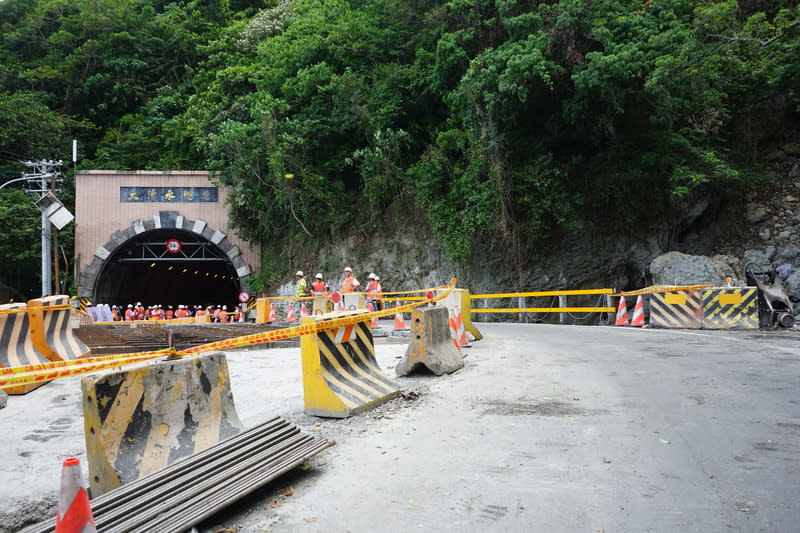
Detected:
[707,20,799,47]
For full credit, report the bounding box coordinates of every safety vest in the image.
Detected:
[125,309,134,321]
[296,278,309,297]
[342,276,359,293]
[311,280,326,295]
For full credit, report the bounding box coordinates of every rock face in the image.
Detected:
[650,252,740,286]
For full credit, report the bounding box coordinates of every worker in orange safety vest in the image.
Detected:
[341,267,360,293]
[311,273,326,296]
[365,273,383,311]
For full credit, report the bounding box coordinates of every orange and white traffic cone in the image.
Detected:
[239,305,246,323]
[55,457,96,533]
[615,296,629,326]
[268,304,277,323]
[300,303,308,319]
[286,304,296,322]
[630,295,646,327]
[393,300,407,330]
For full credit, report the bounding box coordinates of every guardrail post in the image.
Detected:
[559,295,567,324]
[518,296,526,323]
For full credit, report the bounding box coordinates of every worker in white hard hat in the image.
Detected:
[311,273,326,296]
[341,266,360,294]
[366,273,383,311]
[295,271,310,297]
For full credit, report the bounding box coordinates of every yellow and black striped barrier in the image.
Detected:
[82,351,244,496]
[28,295,91,361]
[0,303,55,394]
[649,289,704,329]
[300,310,400,418]
[701,287,758,330]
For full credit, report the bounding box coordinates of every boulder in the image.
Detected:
[785,269,800,302]
[742,249,772,270]
[650,252,740,286]
[776,263,796,281]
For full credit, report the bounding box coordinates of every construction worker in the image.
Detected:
[219,305,229,323]
[135,302,146,321]
[311,273,326,296]
[124,304,135,321]
[341,267,360,293]
[366,274,383,311]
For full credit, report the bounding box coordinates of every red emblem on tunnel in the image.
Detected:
[165,238,182,254]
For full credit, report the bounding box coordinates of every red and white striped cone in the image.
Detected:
[268,304,277,323]
[300,303,308,319]
[286,303,296,322]
[453,305,471,347]
[393,300,407,330]
[615,296,629,326]
[239,305,246,323]
[630,295,646,327]
[55,457,96,533]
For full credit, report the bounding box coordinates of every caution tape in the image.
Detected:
[184,289,451,354]
[0,307,27,315]
[1,288,453,389]
[611,285,710,297]
[0,349,175,389]
[0,303,74,315]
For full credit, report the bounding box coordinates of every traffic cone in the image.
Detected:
[453,305,470,347]
[239,305,245,323]
[630,295,646,327]
[268,304,277,323]
[300,303,308,319]
[393,300,407,330]
[615,296,629,326]
[286,304,296,322]
[55,457,96,533]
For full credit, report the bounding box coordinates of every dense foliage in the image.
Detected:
[1,0,798,293]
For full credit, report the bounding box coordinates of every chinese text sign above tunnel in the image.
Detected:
[120,187,218,203]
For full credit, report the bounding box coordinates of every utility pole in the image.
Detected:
[21,160,64,297]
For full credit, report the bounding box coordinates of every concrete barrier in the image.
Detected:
[27,295,91,361]
[343,293,366,310]
[300,311,400,418]
[0,303,54,395]
[396,306,464,376]
[81,352,244,496]
[702,287,758,330]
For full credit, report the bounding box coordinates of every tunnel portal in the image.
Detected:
[93,229,242,309]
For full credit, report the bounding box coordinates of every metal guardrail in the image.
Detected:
[23,417,333,533]
[469,288,615,324]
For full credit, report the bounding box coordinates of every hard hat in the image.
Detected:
[368,273,376,279]
[344,267,352,272]
[296,271,304,277]
[315,273,323,279]
[127,304,133,308]
[222,305,227,310]
[375,276,380,281]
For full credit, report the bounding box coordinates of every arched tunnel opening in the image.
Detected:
[93,229,243,309]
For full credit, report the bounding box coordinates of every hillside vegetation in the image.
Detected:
[1,0,798,296]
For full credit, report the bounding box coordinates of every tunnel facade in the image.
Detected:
[75,171,260,309]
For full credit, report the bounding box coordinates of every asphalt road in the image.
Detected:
[203,323,800,533]
[2,322,799,533]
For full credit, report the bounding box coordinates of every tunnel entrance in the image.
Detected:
[93,229,242,309]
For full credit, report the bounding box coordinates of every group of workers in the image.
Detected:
[294,266,384,310]
[107,303,239,322]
